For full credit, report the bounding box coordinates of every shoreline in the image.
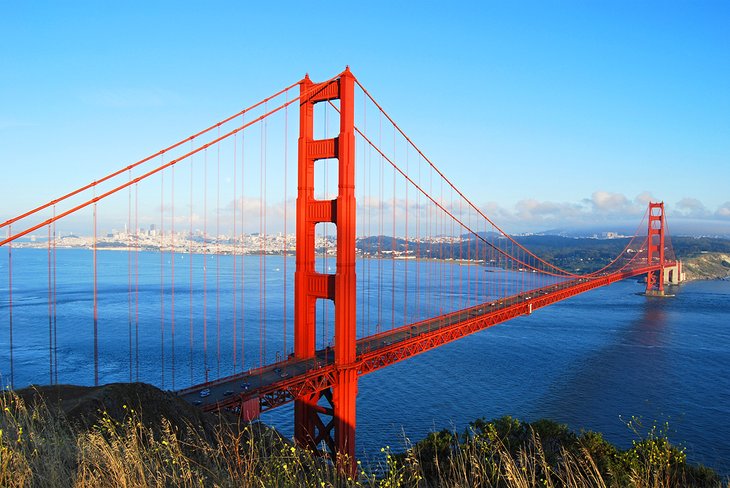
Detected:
[9,243,730,281]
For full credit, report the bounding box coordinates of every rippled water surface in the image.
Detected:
[1,249,728,473]
[266,278,730,474]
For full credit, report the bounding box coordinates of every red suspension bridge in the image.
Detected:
[0,68,682,468]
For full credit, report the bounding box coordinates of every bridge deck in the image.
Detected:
[176,264,664,413]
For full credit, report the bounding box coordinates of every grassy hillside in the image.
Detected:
[1,383,725,487]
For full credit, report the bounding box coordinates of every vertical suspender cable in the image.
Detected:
[439,178,444,319]
[323,105,328,348]
[477,215,481,302]
[360,91,367,338]
[259,105,266,366]
[500,234,512,298]
[531,254,534,293]
[160,166,165,389]
[475,215,479,302]
[481,219,485,302]
[510,240,514,296]
[490,223,494,302]
[135,184,139,381]
[378,112,383,333]
[203,149,208,382]
[496,230,500,299]
[504,233,508,299]
[171,164,176,390]
[283,91,288,354]
[505,240,510,298]
[93,198,99,386]
[450,190,454,311]
[128,171,133,382]
[518,243,522,293]
[510,240,525,294]
[489,223,493,301]
[436,178,441,316]
[240,113,245,371]
[531,253,535,292]
[500,232,505,301]
[189,145,194,384]
[428,163,433,322]
[404,143,408,327]
[468,205,472,305]
[484,219,492,302]
[482,219,486,299]
[501,231,505,300]
[47,223,53,383]
[7,225,13,389]
[366,101,372,337]
[53,208,58,383]
[466,204,470,307]
[416,154,421,321]
[391,126,396,329]
[263,108,268,363]
[259,111,263,366]
[486,221,490,302]
[533,252,536,291]
[458,199,462,308]
[365,98,372,337]
[232,133,238,370]
[520,241,525,294]
[217,128,221,378]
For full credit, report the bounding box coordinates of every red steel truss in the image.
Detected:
[178,261,672,414]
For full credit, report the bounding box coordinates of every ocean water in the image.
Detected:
[1,248,729,474]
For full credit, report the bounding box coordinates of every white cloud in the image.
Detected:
[472,192,729,233]
[514,199,584,222]
[716,202,730,219]
[633,191,654,207]
[584,191,648,216]
[675,198,710,218]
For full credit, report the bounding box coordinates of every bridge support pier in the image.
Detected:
[294,68,358,471]
[332,367,358,469]
[645,202,667,296]
[294,392,324,450]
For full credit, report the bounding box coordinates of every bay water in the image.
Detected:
[1,248,728,474]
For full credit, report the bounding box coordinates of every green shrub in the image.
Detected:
[1,390,724,488]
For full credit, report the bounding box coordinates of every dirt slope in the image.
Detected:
[15,382,233,440]
[682,252,730,281]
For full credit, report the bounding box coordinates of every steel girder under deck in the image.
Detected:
[181,263,670,415]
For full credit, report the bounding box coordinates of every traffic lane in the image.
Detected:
[181,356,320,407]
[183,281,587,406]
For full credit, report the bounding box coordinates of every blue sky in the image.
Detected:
[1,1,729,235]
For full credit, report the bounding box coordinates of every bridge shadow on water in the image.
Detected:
[535,296,673,444]
[532,289,730,475]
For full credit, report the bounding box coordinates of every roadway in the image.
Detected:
[177,275,593,410]
[177,263,666,413]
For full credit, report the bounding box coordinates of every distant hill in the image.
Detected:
[356,235,730,276]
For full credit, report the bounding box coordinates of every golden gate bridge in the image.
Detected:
[0,67,683,470]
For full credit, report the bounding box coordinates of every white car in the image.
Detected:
[199,388,211,398]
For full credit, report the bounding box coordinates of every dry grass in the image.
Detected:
[0,390,725,487]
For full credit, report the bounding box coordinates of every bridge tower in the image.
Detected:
[294,68,358,468]
[645,202,666,296]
